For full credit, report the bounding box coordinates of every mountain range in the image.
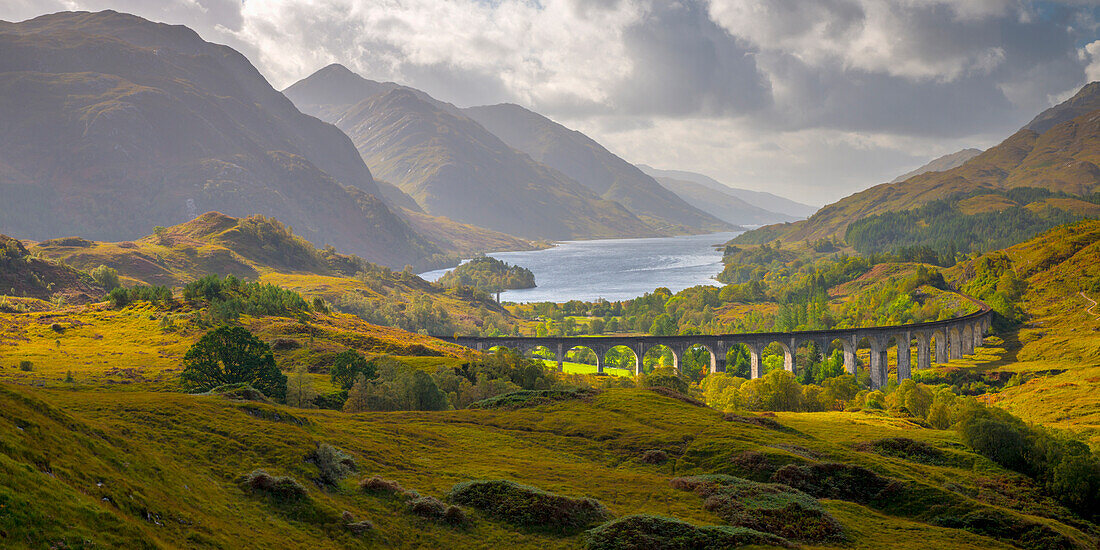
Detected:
[734,81,1100,245]
[0,10,444,269]
[636,165,819,220]
[284,65,737,238]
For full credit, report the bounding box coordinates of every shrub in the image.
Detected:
[670,475,843,542]
[181,326,287,400]
[359,476,410,497]
[90,265,121,292]
[468,388,595,409]
[639,450,669,464]
[18,360,32,372]
[307,443,356,487]
[242,470,308,502]
[446,479,613,532]
[584,514,795,550]
[342,511,373,535]
[856,437,950,465]
[645,386,706,407]
[408,495,447,517]
[198,383,270,403]
[771,463,900,505]
[642,373,689,394]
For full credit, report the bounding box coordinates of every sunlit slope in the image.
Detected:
[1,383,1092,549]
[945,220,1100,441]
[735,83,1100,245]
[30,212,513,333]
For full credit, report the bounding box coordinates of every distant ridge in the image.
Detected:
[890,149,983,183]
[636,165,818,219]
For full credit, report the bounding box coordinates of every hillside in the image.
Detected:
[462,103,732,233]
[328,88,655,240]
[734,83,1100,246]
[0,234,103,305]
[653,175,798,226]
[30,212,517,335]
[890,149,983,183]
[637,164,819,219]
[0,11,439,269]
[943,220,1100,442]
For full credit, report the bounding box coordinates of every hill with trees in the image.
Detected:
[438,256,536,292]
[0,10,439,269]
[734,82,1100,248]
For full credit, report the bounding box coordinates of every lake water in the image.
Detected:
[420,231,741,303]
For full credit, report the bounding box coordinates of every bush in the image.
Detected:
[584,514,795,550]
[468,388,595,409]
[307,443,356,487]
[90,265,120,292]
[198,383,270,403]
[408,495,447,517]
[242,470,308,502]
[18,360,32,372]
[856,437,950,465]
[771,463,900,505]
[342,511,373,535]
[641,372,688,394]
[446,479,613,532]
[670,475,843,542]
[359,476,411,497]
[181,326,287,400]
[639,450,668,464]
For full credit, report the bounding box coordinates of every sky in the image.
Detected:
[4,0,1100,206]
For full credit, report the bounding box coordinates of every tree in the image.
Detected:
[90,265,120,292]
[180,326,287,399]
[343,374,370,413]
[286,366,318,408]
[330,349,377,390]
[649,313,677,336]
[153,225,169,244]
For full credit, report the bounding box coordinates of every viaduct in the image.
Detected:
[437,303,993,389]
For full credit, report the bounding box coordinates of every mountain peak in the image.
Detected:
[1024,81,1100,135]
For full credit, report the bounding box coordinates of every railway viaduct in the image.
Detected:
[437,303,993,389]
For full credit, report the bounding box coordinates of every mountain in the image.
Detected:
[461,103,732,233]
[0,10,439,269]
[636,165,819,219]
[733,82,1100,245]
[889,148,983,183]
[286,67,655,240]
[1024,81,1100,134]
[649,175,797,226]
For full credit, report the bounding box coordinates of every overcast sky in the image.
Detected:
[5,0,1100,205]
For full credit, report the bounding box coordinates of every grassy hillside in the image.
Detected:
[2,374,1096,549]
[0,11,439,269]
[941,220,1100,443]
[734,83,1100,247]
[30,212,518,336]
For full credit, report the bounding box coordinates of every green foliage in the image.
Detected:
[433,348,556,408]
[107,285,173,308]
[446,479,613,533]
[241,469,308,502]
[670,475,843,542]
[306,443,356,487]
[181,326,287,400]
[957,401,1100,518]
[584,514,794,550]
[89,265,120,291]
[18,360,32,372]
[329,349,379,390]
[845,190,1087,256]
[183,274,310,321]
[772,463,896,505]
[342,358,449,412]
[438,255,535,291]
[469,388,595,409]
[959,253,1027,322]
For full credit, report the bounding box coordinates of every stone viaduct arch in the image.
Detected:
[439,301,993,389]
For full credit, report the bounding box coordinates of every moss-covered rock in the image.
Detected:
[584,514,795,549]
[671,474,843,542]
[446,479,612,533]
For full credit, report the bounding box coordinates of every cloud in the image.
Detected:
[4,0,1100,203]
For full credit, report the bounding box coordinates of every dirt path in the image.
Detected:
[1082,291,1098,317]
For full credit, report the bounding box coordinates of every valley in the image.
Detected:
[3,5,1100,550]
